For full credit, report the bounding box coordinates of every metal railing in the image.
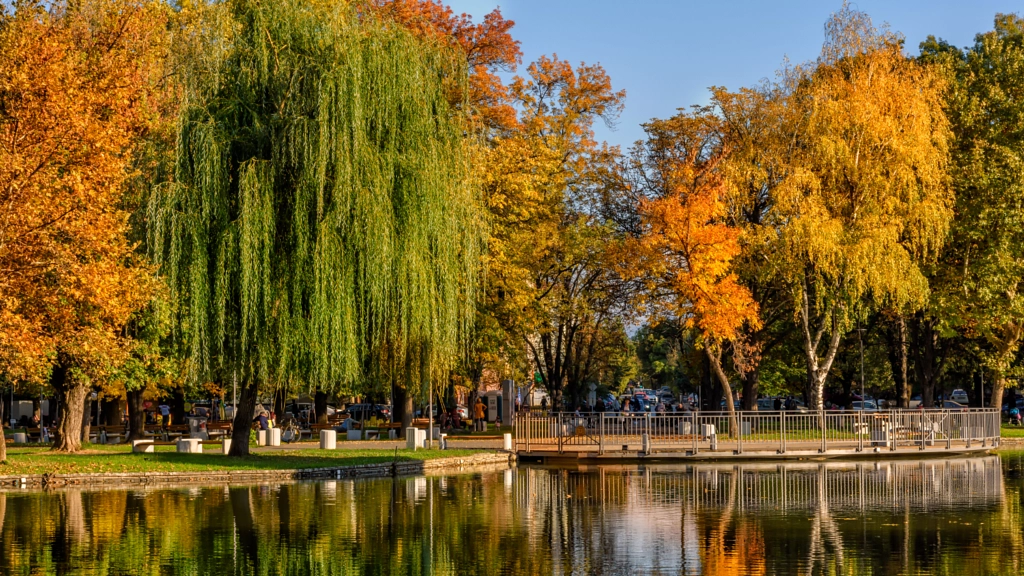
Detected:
[514,408,1001,455]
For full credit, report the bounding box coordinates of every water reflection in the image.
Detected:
[0,455,1019,575]
[517,457,1008,575]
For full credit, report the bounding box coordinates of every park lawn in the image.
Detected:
[1001,425,1024,438]
[0,445,485,476]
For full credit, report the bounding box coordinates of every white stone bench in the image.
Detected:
[132,439,155,453]
[176,438,202,454]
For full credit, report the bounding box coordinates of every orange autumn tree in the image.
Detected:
[0,0,167,454]
[624,110,759,430]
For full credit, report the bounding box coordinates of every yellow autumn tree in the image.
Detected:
[774,5,952,409]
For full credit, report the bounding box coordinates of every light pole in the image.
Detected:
[857,323,866,451]
[857,325,866,406]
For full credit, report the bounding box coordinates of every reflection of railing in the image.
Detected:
[514,409,1001,455]
[515,457,1005,513]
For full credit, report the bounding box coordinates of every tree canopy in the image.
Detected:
[148,0,483,454]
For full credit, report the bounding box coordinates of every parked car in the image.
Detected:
[599,394,620,412]
[851,400,878,412]
[344,404,391,421]
[950,389,969,403]
[942,400,967,411]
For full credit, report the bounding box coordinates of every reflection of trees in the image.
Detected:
[0,457,1018,574]
[806,465,844,575]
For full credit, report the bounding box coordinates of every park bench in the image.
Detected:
[206,421,232,439]
[23,427,56,442]
[142,424,190,441]
[89,425,129,444]
[132,438,225,453]
[297,423,336,441]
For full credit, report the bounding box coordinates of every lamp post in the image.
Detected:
[857,325,866,406]
[857,324,866,451]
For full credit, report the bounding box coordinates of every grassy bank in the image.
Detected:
[1001,425,1024,438]
[0,444,484,476]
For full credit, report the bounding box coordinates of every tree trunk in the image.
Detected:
[991,375,1005,413]
[228,379,259,457]
[909,315,942,408]
[799,288,844,411]
[81,394,93,445]
[883,316,910,408]
[273,388,286,420]
[314,391,328,425]
[393,385,413,437]
[51,361,88,453]
[170,390,186,424]
[126,389,146,441]
[102,398,121,426]
[707,346,739,439]
[741,368,760,411]
[0,391,7,462]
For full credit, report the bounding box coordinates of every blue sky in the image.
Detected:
[445,0,1020,150]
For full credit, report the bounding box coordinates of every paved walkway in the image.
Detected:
[254,438,503,452]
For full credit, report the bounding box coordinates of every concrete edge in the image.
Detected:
[0,451,517,489]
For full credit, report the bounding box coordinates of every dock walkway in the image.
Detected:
[515,408,1000,462]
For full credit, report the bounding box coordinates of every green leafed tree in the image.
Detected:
[149,0,482,455]
[921,14,1024,409]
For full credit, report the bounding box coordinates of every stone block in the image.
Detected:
[132,440,154,453]
[320,429,337,450]
[177,438,202,454]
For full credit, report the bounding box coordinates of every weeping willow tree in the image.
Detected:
[149,0,482,455]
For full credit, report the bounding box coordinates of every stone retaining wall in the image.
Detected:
[0,451,515,489]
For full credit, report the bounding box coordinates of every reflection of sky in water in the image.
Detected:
[0,455,1018,575]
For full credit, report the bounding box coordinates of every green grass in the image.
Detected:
[0,444,485,476]
[1000,424,1024,438]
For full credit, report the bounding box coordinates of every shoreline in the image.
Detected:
[0,451,515,490]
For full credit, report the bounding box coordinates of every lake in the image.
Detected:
[2,453,1023,575]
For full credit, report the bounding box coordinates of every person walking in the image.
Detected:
[473,398,486,432]
[158,403,171,427]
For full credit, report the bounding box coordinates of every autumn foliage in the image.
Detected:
[629,123,759,345]
[0,0,167,452]
[367,0,522,131]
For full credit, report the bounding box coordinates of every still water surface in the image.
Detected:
[2,454,1023,575]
